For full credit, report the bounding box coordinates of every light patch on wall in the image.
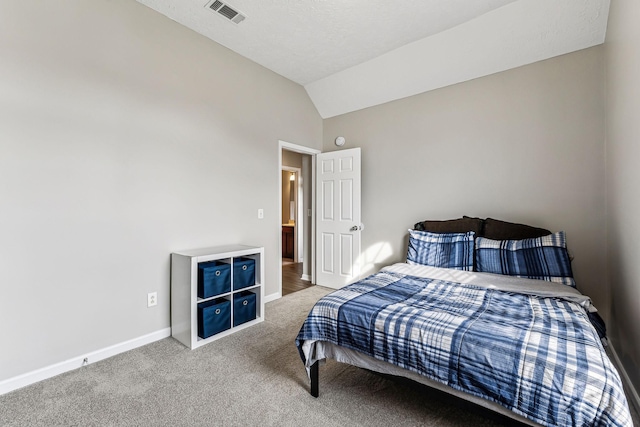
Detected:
[357,241,394,277]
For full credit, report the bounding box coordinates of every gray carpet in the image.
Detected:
[0,286,544,426]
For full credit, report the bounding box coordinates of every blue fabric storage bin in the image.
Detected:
[198,298,231,339]
[233,258,255,290]
[198,261,231,299]
[233,291,256,327]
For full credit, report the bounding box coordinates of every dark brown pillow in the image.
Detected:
[483,218,551,240]
[463,215,485,235]
[413,217,483,236]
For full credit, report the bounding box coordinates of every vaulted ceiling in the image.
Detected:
[136,0,610,118]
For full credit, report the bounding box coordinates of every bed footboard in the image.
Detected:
[310,361,319,397]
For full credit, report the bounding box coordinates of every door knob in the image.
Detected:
[350,225,362,231]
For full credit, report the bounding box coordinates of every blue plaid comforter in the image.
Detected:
[296,268,632,427]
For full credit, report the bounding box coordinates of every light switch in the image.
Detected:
[258,209,264,219]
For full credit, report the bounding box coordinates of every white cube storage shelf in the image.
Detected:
[171,244,264,349]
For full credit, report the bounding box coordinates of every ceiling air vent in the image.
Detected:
[208,1,246,24]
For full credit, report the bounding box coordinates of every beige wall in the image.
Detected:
[605,0,640,391]
[0,0,322,381]
[282,150,303,169]
[324,46,607,316]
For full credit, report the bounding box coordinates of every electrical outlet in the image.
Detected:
[147,292,157,307]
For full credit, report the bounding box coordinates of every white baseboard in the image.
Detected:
[609,342,640,415]
[0,327,171,396]
[264,291,281,303]
[301,274,312,282]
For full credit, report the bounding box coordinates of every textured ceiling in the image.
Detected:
[135,0,610,118]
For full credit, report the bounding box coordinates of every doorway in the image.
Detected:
[277,142,363,297]
[279,141,320,297]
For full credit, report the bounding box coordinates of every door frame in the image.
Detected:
[278,140,321,298]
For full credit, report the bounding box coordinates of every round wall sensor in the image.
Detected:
[335,136,346,146]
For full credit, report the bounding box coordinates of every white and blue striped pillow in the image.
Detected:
[475,231,575,287]
[407,230,475,271]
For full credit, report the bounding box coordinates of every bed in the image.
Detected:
[296,217,633,427]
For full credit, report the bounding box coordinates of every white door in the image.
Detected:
[315,148,362,289]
